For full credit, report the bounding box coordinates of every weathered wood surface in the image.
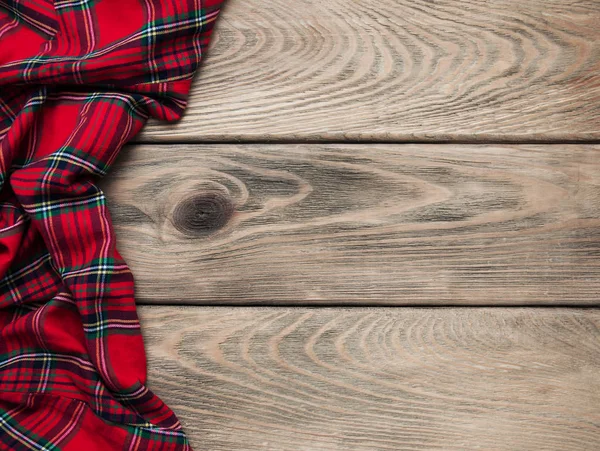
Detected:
[140,306,600,451]
[101,144,600,305]
[138,0,600,142]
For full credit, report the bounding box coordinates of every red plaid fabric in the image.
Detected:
[0,1,223,449]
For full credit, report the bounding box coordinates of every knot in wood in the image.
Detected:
[172,192,233,236]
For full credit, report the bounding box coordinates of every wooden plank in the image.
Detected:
[140,306,600,451]
[101,143,600,305]
[138,0,600,142]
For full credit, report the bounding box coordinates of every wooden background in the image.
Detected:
[103,0,600,449]
[103,143,600,305]
[140,307,600,451]
[137,0,600,142]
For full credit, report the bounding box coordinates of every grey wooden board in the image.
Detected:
[140,306,600,451]
[138,0,600,142]
[101,143,600,305]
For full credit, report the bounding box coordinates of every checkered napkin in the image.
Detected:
[0,1,222,449]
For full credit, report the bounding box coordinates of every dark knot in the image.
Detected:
[172,192,234,237]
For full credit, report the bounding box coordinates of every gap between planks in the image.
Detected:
[134,139,600,146]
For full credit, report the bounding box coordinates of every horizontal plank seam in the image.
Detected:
[136,302,600,308]
[132,139,600,146]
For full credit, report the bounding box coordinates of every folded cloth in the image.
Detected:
[0,1,223,449]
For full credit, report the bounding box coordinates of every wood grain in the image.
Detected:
[140,306,600,450]
[138,0,600,142]
[100,143,600,305]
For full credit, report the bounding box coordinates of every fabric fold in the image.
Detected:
[0,1,223,449]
